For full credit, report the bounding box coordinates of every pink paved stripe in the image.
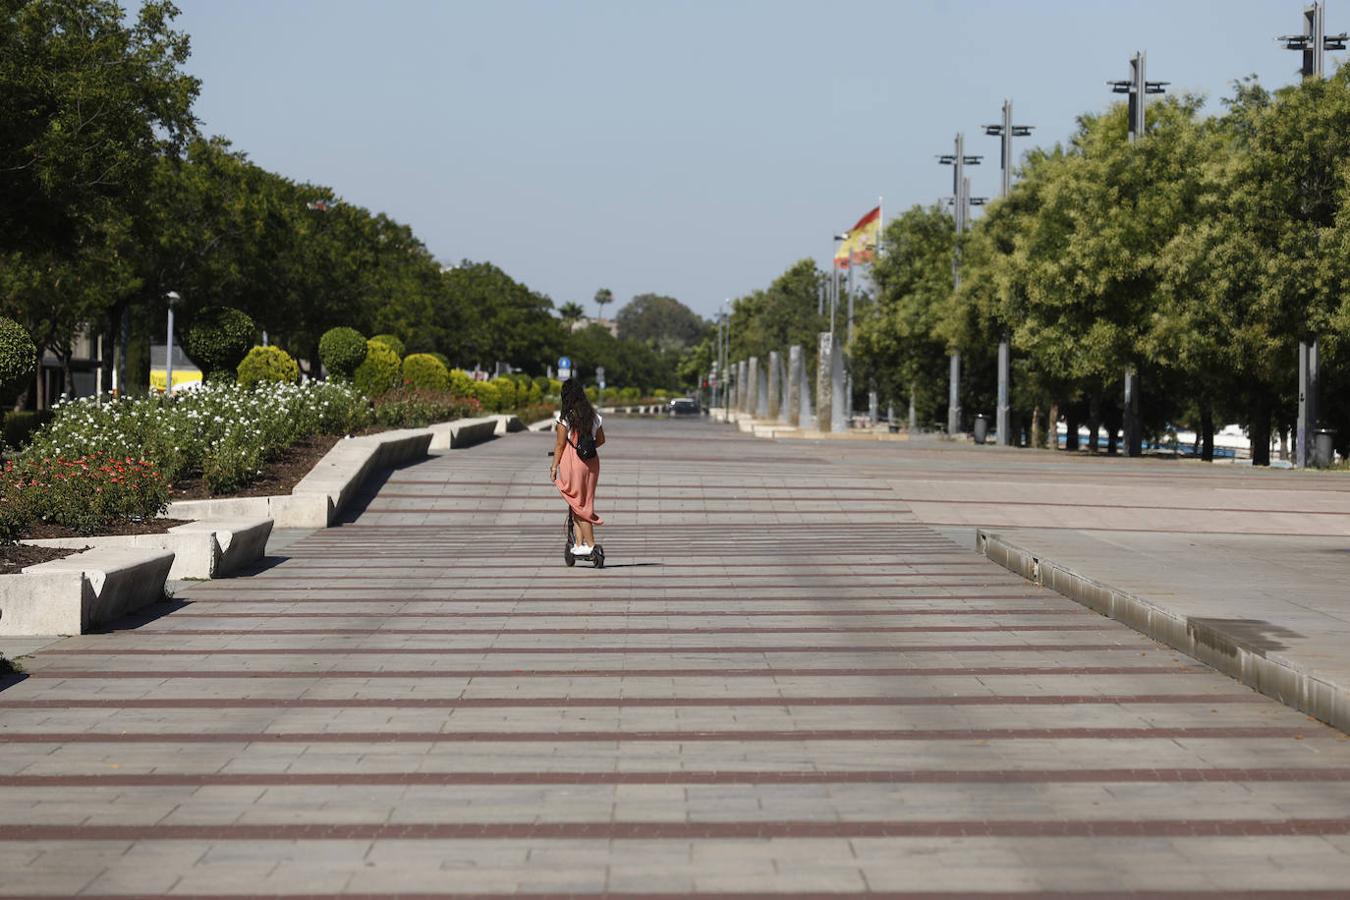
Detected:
[0,727,1313,743]
[167,593,1050,604]
[2,819,1348,840]
[27,665,1208,679]
[0,694,1259,710]
[40,643,1146,656]
[0,893,1341,900]
[125,625,1110,636]
[4,767,1344,786]
[162,607,1086,619]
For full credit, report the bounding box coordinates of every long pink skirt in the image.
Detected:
[554,441,602,525]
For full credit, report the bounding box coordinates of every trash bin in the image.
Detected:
[1314,428,1336,468]
[973,414,988,445]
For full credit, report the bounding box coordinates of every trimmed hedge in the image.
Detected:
[370,333,406,358]
[318,327,367,380]
[353,339,402,398]
[401,353,450,391]
[237,346,300,389]
[0,317,35,404]
[183,307,255,382]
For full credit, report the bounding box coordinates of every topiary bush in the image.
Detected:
[448,368,475,396]
[401,353,450,391]
[369,333,406,358]
[0,317,35,405]
[237,346,300,389]
[490,376,517,412]
[353,339,402,398]
[428,352,450,368]
[183,307,255,382]
[318,327,367,380]
[468,380,499,411]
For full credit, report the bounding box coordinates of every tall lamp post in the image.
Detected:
[938,134,984,436]
[984,101,1034,447]
[164,291,181,396]
[1280,1,1347,467]
[1109,52,1168,457]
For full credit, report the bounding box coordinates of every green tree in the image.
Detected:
[852,206,955,427]
[593,287,613,320]
[615,294,708,353]
[728,259,828,367]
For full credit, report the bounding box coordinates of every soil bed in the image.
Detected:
[168,433,342,501]
[22,518,192,540]
[0,544,83,575]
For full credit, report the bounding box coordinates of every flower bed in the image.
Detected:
[371,387,482,428]
[1,455,170,541]
[27,381,371,495]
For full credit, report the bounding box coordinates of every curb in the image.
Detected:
[976,528,1350,733]
[23,518,273,581]
[427,416,499,450]
[168,429,433,528]
[1,547,174,635]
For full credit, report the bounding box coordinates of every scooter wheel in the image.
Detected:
[592,546,605,569]
[564,549,576,567]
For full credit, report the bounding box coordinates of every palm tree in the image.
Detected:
[559,301,585,328]
[593,288,614,321]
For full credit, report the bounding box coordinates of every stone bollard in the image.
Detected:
[816,332,834,433]
[798,350,814,430]
[830,338,846,433]
[786,345,802,425]
[738,360,749,413]
[747,357,759,416]
[775,352,790,425]
[767,350,782,421]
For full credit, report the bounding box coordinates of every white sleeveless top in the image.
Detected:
[555,411,602,435]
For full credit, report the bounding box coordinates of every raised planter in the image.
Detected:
[168,428,433,528]
[493,414,526,435]
[25,518,273,581]
[427,416,500,450]
[0,547,174,635]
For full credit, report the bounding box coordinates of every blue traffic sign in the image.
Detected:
[557,356,572,370]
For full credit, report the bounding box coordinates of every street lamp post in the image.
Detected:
[1280,2,1347,467]
[938,134,984,437]
[1109,52,1168,457]
[984,101,1034,447]
[164,291,181,397]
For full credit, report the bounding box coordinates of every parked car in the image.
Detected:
[668,397,699,416]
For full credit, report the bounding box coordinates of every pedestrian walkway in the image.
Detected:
[2,419,1350,895]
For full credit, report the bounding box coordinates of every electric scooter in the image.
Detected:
[549,451,605,569]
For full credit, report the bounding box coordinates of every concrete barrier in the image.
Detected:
[0,547,174,635]
[24,518,273,581]
[976,529,1350,734]
[426,416,499,450]
[169,428,433,528]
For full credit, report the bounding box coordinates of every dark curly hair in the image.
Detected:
[560,378,597,437]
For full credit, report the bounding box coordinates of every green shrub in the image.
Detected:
[401,353,450,391]
[0,318,35,405]
[371,387,483,428]
[490,376,517,412]
[619,387,640,404]
[428,352,450,368]
[449,368,475,395]
[353,340,402,398]
[237,346,300,389]
[526,381,543,405]
[547,378,563,396]
[3,410,53,451]
[318,327,367,379]
[370,333,406,358]
[468,380,499,411]
[182,307,255,382]
[585,386,598,403]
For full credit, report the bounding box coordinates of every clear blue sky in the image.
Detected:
[175,0,1345,318]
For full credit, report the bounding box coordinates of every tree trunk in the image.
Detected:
[1104,405,1122,456]
[33,345,45,411]
[1030,405,1043,449]
[1064,407,1080,452]
[1047,402,1059,450]
[1250,396,1271,467]
[1279,427,1289,462]
[1200,403,1214,462]
[1086,394,1101,454]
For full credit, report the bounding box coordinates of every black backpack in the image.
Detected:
[569,431,598,461]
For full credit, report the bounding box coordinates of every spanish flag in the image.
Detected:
[833,206,881,270]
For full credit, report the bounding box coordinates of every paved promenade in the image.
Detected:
[3,418,1350,895]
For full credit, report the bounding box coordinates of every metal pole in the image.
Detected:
[164,306,175,396]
